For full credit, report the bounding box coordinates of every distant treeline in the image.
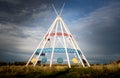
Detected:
[0,59,119,66]
[0,61,26,66]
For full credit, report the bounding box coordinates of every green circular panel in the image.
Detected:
[57,58,63,63]
[41,58,47,63]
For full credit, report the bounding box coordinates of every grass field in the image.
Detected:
[0,64,120,78]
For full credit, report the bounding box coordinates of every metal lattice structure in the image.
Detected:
[26,4,90,68]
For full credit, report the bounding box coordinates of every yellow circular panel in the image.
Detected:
[72,58,78,63]
[31,58,36,63]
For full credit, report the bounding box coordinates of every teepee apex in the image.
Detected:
[52,3,65,16]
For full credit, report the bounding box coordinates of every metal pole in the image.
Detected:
[61,18,90,67]
[52,4,58,16]
[59,3,65,16]
[60,16,71,68]
[50,18,58,67]
[60,17,85,67]
[33,17,59,66]
[26,17,57,66]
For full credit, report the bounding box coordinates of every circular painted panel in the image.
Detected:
[41,58,47,63]
[31,58,36,63]
[72,58,78,63]
[57,58,63,63]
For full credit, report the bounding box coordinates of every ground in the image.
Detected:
[0,63,120,78]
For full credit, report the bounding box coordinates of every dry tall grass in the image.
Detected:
[0,63,120,78]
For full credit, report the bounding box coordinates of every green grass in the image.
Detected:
[0,64,120,78]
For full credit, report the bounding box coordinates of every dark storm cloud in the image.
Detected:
[0,0,68,28]
[0,0,21,4]
[71,2,120,63]
[0,0,52,25]
[0,49,31,62]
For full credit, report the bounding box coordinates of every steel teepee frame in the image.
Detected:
[26,4,90,68]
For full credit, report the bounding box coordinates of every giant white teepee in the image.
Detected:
[26,4,90,68]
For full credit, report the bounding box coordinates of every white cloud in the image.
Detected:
[17,26,46,52]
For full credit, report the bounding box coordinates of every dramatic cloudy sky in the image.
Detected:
[0,0,120,64]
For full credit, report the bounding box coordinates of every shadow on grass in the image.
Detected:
[43,68,70,78]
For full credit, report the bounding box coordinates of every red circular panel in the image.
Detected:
[45,32,71,37]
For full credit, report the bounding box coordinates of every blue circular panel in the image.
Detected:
[57,58,63,63]
[41,58,47,63]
